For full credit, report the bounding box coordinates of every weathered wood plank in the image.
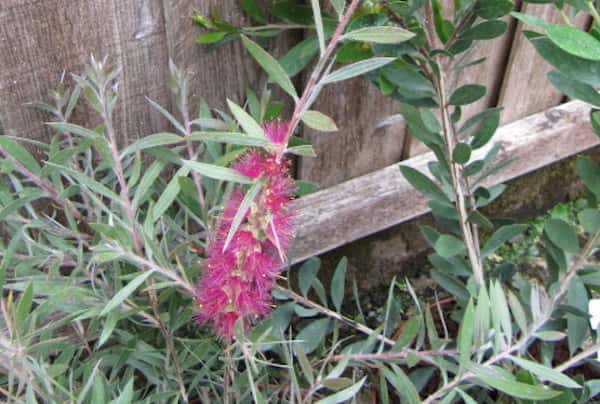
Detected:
[0,0,171,143]
[498,3,589,124]
[291,100,599,263]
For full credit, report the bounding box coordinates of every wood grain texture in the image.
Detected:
[498,3,589,124]
[163,0,297,115]
[0,0,171,143]
[298,76,407,187]
[291,100,599,263]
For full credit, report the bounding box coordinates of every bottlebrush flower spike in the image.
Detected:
[195,120,295,340]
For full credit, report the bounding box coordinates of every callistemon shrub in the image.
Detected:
[195,121,295,340]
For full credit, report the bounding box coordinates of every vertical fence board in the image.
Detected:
[162,0,263,112]
[498,3,589,124]
[0,0,171,144]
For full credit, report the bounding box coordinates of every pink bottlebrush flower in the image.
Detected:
[262,120,289,144]
[195,120,296,341]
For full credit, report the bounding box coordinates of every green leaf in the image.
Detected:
[286,145,317,157]
[223,180,263,251]
[579,209,600,234]
[507,290,528,335]
[299,257,320,297]
[310,0,325,54]
[109,378,134,404]
[399,104,442,145]
[331,257,347,312]
[46,122,100,140]
[534,330,566,342]
[470,364,561,400]
[474,0,514,19]
[0,136,42,174]
[508,356,581,389]
[150,165,190,222]
[481,224,528,258]
[16,282,33,326]
[297,318,330,354]
[294,344,315,385]
[432,0,453,43]
[322,57,395,84]
[392,316,420,350]
[470,111,500,149]
[458,298,475,372]
[315,377,366,404]
[120,133,183,156]
[188,131,271,148]
[527,34,600,87]
[344,26,416,44]
[544,218,579,254]
[577,156,600,197]
[382,365,420,404]
[547,70,600,107]
[241,35,298,99]
[449,84,486,106]
[146,97,186,134]
[100,270,155,316]
[511,11,552,31]
[458,20,508,41]
[567,276,589,355]
[301,110,338,132]
[431,270,470,301]
[181,160,253,184]
[433,234,466,258]
[279,36,320,77]
[196,31,228,44]
[547,24,600,61]
[226,99,266,139]
[400,165,449,202]
[452,142,471,164]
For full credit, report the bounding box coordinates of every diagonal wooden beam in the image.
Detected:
[291,101,600,263]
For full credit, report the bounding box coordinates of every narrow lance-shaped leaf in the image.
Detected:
[181,160,254,184]
[226,99,267,139]
[188,131,272,148]
[457,298,475,372]
[223,180,263,252]
[241,35,298,99]
[469,363,561,400]
[100,270,155,316]
[331,257,347,312]
[301,110,338,132]
[315,377,366,404]
[322,57,395,84]
[508,356,581,389]
[310,0,325,54]
[343,26,416,44]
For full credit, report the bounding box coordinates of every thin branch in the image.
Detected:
[436,71,484,286]
[281,0,362,157]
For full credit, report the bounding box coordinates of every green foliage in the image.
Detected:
[4,0,600,402]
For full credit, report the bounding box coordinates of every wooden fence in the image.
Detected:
[1,1,599,262]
